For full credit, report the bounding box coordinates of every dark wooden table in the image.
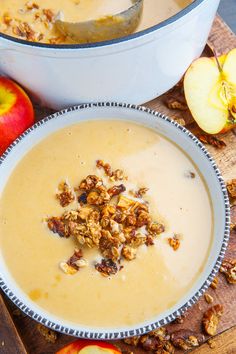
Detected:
[219,0,236,33]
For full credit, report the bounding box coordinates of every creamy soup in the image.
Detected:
[0,120,212,328]
[0,0,192,44]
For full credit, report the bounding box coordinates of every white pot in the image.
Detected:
[0,0,220,110]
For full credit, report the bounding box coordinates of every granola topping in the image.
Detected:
[168,234,181,251]
[46,160,165,276]
[56,181,75,207]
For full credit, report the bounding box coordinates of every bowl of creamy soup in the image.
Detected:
[0,103,230,338]
[0,0,220,109]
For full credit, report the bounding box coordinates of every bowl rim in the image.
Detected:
[0,0,206,49]
[0,102,230,340]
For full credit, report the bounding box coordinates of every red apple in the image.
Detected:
[56,339,121,354]
[0,77,34,155]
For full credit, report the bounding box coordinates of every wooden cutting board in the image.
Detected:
[0,15,236,354]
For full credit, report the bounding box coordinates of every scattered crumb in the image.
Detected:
[204,293,214,304]
[37,324,57,343]
[207,338,217,349]
[210,277,219,290]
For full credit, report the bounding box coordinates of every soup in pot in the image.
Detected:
[0,0,192,44]
[0,120,213,328]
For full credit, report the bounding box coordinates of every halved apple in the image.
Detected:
[184,48,236,134]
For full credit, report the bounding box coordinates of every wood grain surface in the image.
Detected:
[0,15,236,354]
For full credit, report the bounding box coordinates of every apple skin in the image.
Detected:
[0,77,34,155]
[56,339,121,354]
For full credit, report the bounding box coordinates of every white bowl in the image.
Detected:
[0,103,230,339]
[0,0,220,109]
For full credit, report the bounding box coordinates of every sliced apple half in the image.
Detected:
[184,48,236,134]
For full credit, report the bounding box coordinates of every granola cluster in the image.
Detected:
[46,161,165,276]
[124,327,205,353]
[0,1,66,44]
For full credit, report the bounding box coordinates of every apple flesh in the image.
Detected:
[0,77,34,155]
[56,339,121,354]
[184,48,236,134]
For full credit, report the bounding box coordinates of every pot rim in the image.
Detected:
[0,102,230,339]
[0,0,206,49]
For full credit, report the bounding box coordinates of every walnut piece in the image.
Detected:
[197,134,226,149]
[165,97,188,111]
[171,330,204,350]
[56,181,75,207]
[95,258,118,277]
[168,235,180,251]
[220,259,236,284]
[202,304,224,336]
[227,179,236,203]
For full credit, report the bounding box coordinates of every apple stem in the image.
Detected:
[211,47,223,73]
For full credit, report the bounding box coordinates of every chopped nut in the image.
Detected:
[26,1,39,10]
[204,293,214,304]
[171,330,204,350]
[148,222,165,235]
[125,214,137,227]
[227,179,236,203]
[168,234,180,251]
[95,258,118,276]
[135,187,149,198]
[79,175,102,191]
[145,235,155,246]
[210,277,219,290]
[207,338,217,349]
[202,304,224,336]
[220,259,236,284]
[108,184,126,197]
[96,159,112,176]
[56,181,75,207]
[197,134,226,149]
[175,118,186,126]
[136,211,151,227]
[173,315,185,324]
[99,232,120,261]
[67,248,83,271]
[122,245,137,260]
[43,8,54,22]
[165,97,188,111]
[47,217,69,238]
[230,223,236,232]
[37,324,57,343]
[124,337,140,346]
[59,262,77,275]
